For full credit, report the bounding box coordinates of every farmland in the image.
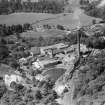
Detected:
[0,12,102,29]
[21,29,66,38]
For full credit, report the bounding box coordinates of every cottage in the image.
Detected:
[35,74,45,81]
[30,47,40,56]
[19,58,27,65]
[79,44,89,53]
[32,59,44,70]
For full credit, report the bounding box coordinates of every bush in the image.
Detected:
[86,37,105,49]
[57,25,65,30]
[0,45,9,60]
[0,84,7,99]
[34,90,42,100]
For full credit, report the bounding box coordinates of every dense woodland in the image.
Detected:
[74,50,105,104]
[0,23,31,37]
[0,71,59,105]
[80,0,105,20]
[0,0,67,14]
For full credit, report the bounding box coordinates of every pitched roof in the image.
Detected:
[40,43,68,50]
[30,47,40,55]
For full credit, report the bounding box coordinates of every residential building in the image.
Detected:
[30,47,40,56]
[4,74,23,88]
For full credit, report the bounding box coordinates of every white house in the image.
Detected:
[4,74,23,88]
[32,59,44,70]
[35,74,45,81]
[19,58,27,65]
[54,84,68,96]
[69,44,88,54]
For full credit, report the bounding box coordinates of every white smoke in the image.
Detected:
[73,7,82,29]
[98,0,105,7]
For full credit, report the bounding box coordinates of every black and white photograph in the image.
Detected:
[0,0,105,105]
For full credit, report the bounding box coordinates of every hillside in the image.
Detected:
[80,0,105,20]
[1,1,105,105]
[59,50,105,105]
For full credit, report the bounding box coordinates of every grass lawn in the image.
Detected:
[21,29,66,38]
[0,12,102,29]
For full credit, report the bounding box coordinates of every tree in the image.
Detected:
[0,83,7,99]
[0,45,9,60]
[34,90,42,100]
[57,25,65,30]
[92,19,96,24]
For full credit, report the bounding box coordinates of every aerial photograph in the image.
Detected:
[0,0,105,105]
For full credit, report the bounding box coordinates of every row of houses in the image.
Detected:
[32,23,72,34]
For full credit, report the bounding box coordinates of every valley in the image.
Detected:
[1,0,105,105]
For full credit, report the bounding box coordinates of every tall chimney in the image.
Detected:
[77,29,80,58]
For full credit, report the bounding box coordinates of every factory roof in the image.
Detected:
[40,43,68,50]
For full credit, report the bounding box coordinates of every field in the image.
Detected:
[21,29,66,38]
[0,12,102,29]
[0,13,60,25]
[0,11,102,38]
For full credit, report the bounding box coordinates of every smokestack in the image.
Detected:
[76,20,81,58]
[77,29,80,58]
[72,0,82,58]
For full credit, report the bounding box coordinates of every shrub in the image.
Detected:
[34,90,42,100]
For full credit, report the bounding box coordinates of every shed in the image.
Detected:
[30,47,40,56]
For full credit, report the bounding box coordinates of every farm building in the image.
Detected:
[32,59,44,70]
[30,47,40,56]
[68,44,88,54]
[35,74,45,81]
[19,58,27,65]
